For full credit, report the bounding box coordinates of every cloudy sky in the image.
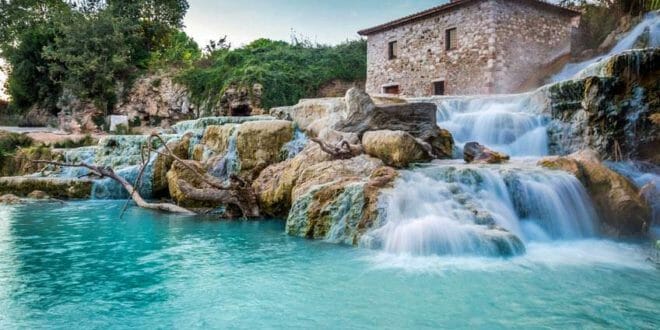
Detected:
[1,0,447,99]
[183,0,444,47]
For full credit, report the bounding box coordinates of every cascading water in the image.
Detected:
[362,162,598,257]
[282,128,308,159]
[551,11,660,82]
[209,127,240,180]
[416,93,550,157]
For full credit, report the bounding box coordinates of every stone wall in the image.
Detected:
[364,0,577,97]
[491,0,576,93]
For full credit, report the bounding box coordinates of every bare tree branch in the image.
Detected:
[32,160,196,215]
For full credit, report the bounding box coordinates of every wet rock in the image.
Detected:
[252,144,332,217]
[463,142,510,164]
[292,154,383,200]
[0,177,92,199]
[362,130,431,168]
[271,88,454,159]
[166,160,213,208]
[539,150,651,236]
[201,124,238,155]
[547,49,659,163]
[235,120,294,179]
[27,190,50,199]
[286,164,398,245]
[152,133,192,197]
[0,194,22,204]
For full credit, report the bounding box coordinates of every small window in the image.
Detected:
[445,28,457,51]
[383,85,400,95]
[388,41,398,60]
[433,81,445,95]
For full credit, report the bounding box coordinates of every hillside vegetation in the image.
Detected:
[178,38,366,110]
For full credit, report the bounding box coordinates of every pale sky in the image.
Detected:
[183,0,446,47]
[0,0,448,99]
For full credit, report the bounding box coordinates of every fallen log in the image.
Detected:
[32,160,196,215]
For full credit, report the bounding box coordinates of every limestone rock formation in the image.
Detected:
[547,49,659,163]
[152,134,191,196]
[286,161,397,246]
[463,142,510,164]
[539,150,651,236]
[252,144,332,217]
[166,160,212,209]
[27,190,50,199]
[0,177,92,199]
[362,130,431,168]
[115,73,194,128]
[271,88,454,159]
[0,194,22,204]
[235,120,294,179]
[219,83,264,116]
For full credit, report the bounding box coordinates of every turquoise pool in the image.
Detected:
[0,201,658,329]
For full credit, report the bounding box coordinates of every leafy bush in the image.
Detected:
[0,132,34,169]
[52,134,96,149]
[178,38,367,110]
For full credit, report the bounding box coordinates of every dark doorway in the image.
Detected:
[433,81,445,95]
[384,85,400,95]
[231,104,252,116]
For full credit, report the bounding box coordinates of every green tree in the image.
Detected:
[43,10,139,113]
[4,25,62,112]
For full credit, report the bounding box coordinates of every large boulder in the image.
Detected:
[463,142,510,164]
[235,120,294,179]
[252,144,332,217]
[286,165,398,245]
[166,160,212,208]
[539,150,651,236]
[362,130,431,168]
[0,194,22,204]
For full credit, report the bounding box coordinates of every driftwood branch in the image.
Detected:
[32,160,196,215]
[32,132,261,218]
[311,138,362,160]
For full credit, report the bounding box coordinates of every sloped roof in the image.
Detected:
[357,0,580,36]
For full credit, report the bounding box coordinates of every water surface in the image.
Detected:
[0,201,658,329]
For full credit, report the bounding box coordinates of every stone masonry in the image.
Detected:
[358,0,580,96]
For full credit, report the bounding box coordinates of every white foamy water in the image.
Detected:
[418,93,550,157]
[551,11,660,82]
[365,240,654,274]
[362,163,598,257]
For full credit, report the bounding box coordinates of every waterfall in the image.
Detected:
[417,93,550,157]
[282,129,308,159]
[551,12,660,82]
[209,127,240,180]
[363,162,598,257]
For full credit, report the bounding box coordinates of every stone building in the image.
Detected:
[358,0,580,96]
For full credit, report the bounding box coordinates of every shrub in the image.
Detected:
[178,38,367,111]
